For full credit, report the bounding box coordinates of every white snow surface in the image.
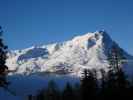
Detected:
[6,31,133,76]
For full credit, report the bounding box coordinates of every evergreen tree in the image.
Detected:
[106,45,128,98]
[73,83,82,100]
[81,69,98,100]
[108,45,125,72]
[62,82,75,100]
[100,69,107,90]
[99,69,108,99]
[37,89,45,100]
[0,26,9,87]
[44,80,60,100]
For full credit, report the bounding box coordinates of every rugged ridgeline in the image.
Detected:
[6,31,133,76]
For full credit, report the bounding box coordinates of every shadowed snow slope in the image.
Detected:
[1,74,79,100]
[6,31,133,76]
[0,87,22,100]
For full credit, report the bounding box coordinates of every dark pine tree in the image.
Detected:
[0,26,9,87]
[44,80,60,100]
[80,69,98,100]
[106,45,128,98]
[73,83,82,100]
[62,82,75,100]
[99,69,108,99]
[37,89,45,100]
[107,45,126,72]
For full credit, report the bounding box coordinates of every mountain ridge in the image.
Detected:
[6,30,133,76]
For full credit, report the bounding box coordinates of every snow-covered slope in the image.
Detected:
[6,30,133,76]
[0,87,22,100]
[0,74,79,100]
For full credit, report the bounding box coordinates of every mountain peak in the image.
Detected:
[95,29,107,34]
[94,30,111,40]
[6,31,133,76]
[72,30,110,42]
[71,30,112,50]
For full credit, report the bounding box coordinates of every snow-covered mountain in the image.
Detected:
[6,30,133,76]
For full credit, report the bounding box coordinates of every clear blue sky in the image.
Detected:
[0,0,133,55]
